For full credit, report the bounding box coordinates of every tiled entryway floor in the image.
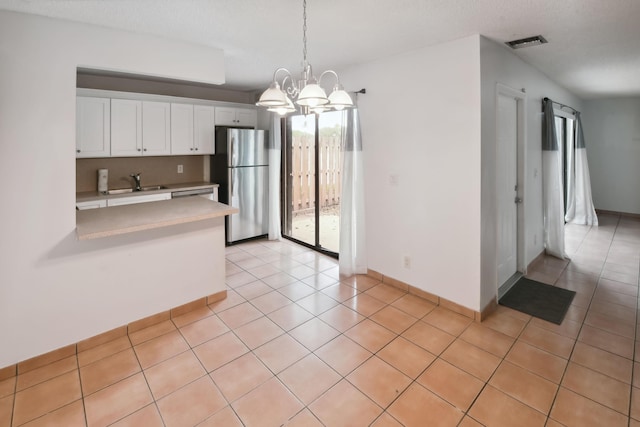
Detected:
[2,212,640,426]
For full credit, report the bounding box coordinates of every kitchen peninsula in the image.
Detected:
[76,196,237,240]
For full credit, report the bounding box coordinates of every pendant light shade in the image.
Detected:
[256,0,353,115]
[256,82,288,107]
[296,83,329,107]
[328,86,354,110]
[268,96,296,115]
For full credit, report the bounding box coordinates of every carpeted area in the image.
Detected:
[499,277,576,325]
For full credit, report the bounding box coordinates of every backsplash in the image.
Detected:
[76,156,206,193]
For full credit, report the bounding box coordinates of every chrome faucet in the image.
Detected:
[130,173,142,191]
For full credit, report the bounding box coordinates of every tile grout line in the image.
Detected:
[460,307,536,423]
[555,214,640,421]
[626,211,639,424]
[75,351,90,427]
[123,328,163,427]
[9,367,16,427]
[546,215,618,423]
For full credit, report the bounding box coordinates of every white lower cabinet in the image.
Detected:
[76,200,107,210]
[106,193,171,207]
[198,187,218,202]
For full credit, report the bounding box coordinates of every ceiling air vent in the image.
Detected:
[506,35,548,49]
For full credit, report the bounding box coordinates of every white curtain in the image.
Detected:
[542,98,566,259]
[267,114,282,240]
[564,112,598,226]
[339,108,367,276]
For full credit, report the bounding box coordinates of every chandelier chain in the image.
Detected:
[302,0,307,64]
[255,0,354,113]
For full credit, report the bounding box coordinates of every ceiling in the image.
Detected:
[1,0,639,99]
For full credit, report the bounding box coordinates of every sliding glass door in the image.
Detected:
[282,112,343,256]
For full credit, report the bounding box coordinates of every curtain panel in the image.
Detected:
[267,114,282,240]
[339,109,367,276]
[542,98,567,259]
[565,112,598,226]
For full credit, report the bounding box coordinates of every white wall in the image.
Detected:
[340,36,482,311]
[0,11,227,368]
[582,98,640,214]
[479,37,584,308]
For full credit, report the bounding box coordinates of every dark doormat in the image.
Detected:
[499,277,575,325]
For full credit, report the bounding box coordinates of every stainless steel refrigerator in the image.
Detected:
[211,127,269,243]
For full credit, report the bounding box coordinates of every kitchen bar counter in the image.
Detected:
[76,197,237,240]
[76,181,219,203]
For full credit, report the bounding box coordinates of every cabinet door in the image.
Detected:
[236,108,257,127]
[142,101,171,156]
[214,107,257,127]
[111,99,142,157]
[194,105,216,154]
[106,193,171,207]
[76,200,107,210]
[214,107,237,126]
[170,103,194,155]
[76,97,110,158]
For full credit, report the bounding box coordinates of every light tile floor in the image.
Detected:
[1,212,640,426]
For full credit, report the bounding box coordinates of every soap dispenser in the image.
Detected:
[97,169,108,194]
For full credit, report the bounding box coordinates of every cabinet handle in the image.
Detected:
[190,148,193,151]
[195,147,198,151]
[76,149,81,153]
[143,148,147,152]
[137,148,142,152]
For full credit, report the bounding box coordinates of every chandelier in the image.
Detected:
[255,0,353,115]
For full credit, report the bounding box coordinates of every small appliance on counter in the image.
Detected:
[97,169,108,194]
[211,127,269,244]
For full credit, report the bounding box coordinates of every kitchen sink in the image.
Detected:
[106,186,167,195]
[106,188,133,195]
[140,185,168,191]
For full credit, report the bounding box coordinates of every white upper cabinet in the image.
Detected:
[77,90,260,158]
[193,105,216,154]
[142,101,171,156]
[110,99,142,157]
[76,97,110,158]
[111,100,170,157]
[215,107,257,127]
[170,103,195,155]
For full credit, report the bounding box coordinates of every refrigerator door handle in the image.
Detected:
[229,136,235,165]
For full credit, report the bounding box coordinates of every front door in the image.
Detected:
[496,94,519,287]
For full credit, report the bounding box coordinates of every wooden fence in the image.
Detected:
[291,134,341,213]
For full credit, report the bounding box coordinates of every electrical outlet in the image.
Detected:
[177,165,184,174]
[403,255,411,269]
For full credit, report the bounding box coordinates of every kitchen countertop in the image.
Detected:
[76,197,237,240]
[76,181,219,203]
